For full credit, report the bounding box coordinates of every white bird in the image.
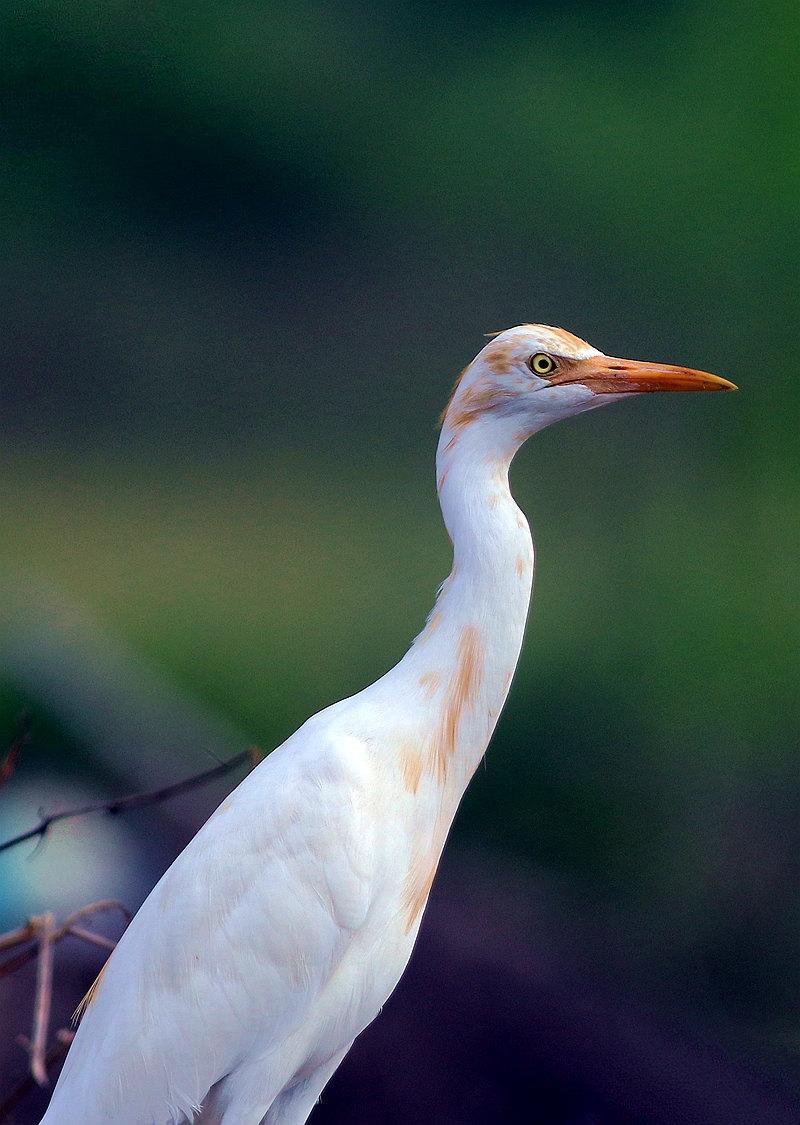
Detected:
[43,325,734,1124]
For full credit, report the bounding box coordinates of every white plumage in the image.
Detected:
[43,325,733,1123]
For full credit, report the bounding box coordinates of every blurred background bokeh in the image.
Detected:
[1,1,798,1120]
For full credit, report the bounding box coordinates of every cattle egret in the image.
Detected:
[43,325,735,1123]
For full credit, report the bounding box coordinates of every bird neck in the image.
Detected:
[386,414,533,798]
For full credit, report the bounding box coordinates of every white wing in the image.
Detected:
[43,715,377,1123]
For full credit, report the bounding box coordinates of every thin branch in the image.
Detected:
[0,942,41,981]
[61,899,132,930]
[30,914,56,1085]
[0,1029,74,1118]
[66,925,117,952]
[0,920,36,954]
[0,743,264,1107]
[0,711,32,790]
[0,900,129,1103]
[0,746,262,855]
[0,900,131,980]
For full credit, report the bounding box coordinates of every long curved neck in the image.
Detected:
[436,418,530,588]
[383,413,533,797]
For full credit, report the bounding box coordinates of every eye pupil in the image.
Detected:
[530,353,555,375]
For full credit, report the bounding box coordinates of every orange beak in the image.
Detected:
[550,356,737,394]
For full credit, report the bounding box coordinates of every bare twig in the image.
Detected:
[0,741,264,1110]
[0,920,37,954]
[0,1028,74,1118]
[0,711,32,790]
[0,746,263,855]
[0,943,40,981]
[30,914,56,1085]
[66,925,117,952]
[0,901,131,981]
[61,899,132,930]
[0,900,129,1105]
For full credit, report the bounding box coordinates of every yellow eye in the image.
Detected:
[529,353,556,376]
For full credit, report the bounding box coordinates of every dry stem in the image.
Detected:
[0,746,262,855]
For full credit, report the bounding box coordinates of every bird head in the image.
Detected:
[441,325,736,446]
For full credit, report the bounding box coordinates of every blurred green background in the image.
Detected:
[1,0,799,1101]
